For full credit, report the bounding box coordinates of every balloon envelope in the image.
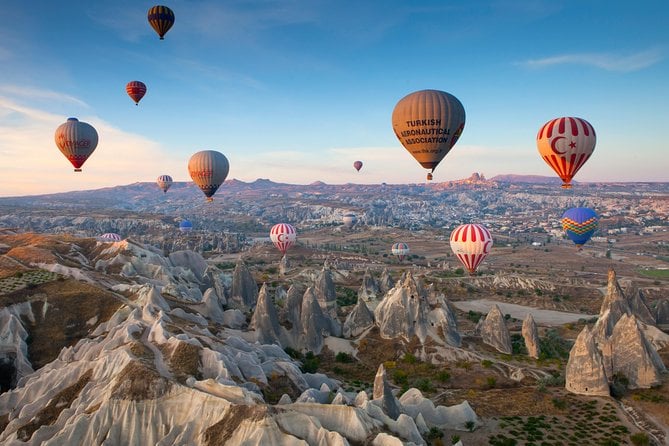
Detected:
[270,223,297,255]
[342,213,357,228]
[179,220,193,232]
[392,89,465,180]
[391,242,410,261]
[188,150,230,201]
[126,81,147,105]
[536,117,596,188]
[100,233,122,242]
[156,174,173,193]
[148,5,174,39]
[353,161,363,172]
[54,117,99,172]
[561,207,598,247]
[450,224,493,275]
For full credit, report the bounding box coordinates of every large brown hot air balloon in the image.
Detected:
[187,150,229,202]
[54,117,99,172]
[392,89,465,181]
[147,5,175,40]
[536,117,596,189]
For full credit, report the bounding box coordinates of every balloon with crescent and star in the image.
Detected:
[392,89,466,181]
[54,117,99,172]
[561,207,598,249]
[270,223,297,256]
[187,150,230,202]
[449,223,493,275]
[536,117,596,188]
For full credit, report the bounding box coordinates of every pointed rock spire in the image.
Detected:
[379,268,394,294]
[299,287,328,353]
[593,268,631,340]
[656,298,669,325]
[522,313,540,359]
[373,363,400,420]
[343,299,374,338]
[250,283,282,345]
[478,304,512,354]
[374,272,430,342]
[565,326,609,396]
[229,258,258,311]
[626,287,655,325]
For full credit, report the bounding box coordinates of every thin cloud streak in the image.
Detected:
[521,48,664,72]
[0,86,89,108]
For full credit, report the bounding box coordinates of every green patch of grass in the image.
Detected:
[637,268,669,279]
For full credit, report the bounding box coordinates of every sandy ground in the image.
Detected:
[451,299,597,325]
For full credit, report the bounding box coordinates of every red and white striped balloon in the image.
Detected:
[270,223,297,255]
[536,117,596,189]
[449,224,493,275]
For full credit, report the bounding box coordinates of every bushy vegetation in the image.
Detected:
[335,286,357,307]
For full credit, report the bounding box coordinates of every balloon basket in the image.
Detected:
[427,173,433,181]
[206,197,214,203]
[74,168,82,172]
[561,183,572,189]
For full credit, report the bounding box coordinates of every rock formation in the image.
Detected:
[374,272,430,343]
[314,266,338,319]
[250,284,282,345]
[478,304,512,354]
[626,287,655,325]
[565,326,610,396]
[358,268,381,303]
[379,268,394,294]
[655,298,669,325]
[279,254,290,275]
[427,296,461,347]
[343,299,374,338]
[593,269,631,339]
[228,258,259,311]
[522,313,540,359]
[279,285,303,333]
[298,287,330,353]
[373,364,400,420]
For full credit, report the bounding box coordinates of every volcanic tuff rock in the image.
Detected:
[229,258,258,311]
[314,266,338,317]
[250,284,282,345]
[565,326,610,396]
[298,287,330,353]
[477,304,512,355]
[378,268,394,294]
[522,313,540,359]
[359,268,381,302]
[373,364,401,420]
[593,269,631,340]
[279,254,289,275]
[427,296,461,347]
[279,285,303,333]
[626,287,655,325]
[0,304,34,387]
[343,299,375,338]
[374,272,430,343]
[655,298,669,325]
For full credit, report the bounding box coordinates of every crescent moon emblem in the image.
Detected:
[277,233,286,242]
[550,136,567,155]
[482,240,492,254]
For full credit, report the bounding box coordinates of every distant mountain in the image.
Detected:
[490,174,566,184]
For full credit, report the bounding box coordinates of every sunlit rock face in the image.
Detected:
[565,326,610,397]
[250,284,282,345]
[228,258,258,311]
[477,304,512,355]
[374,272,430,343]
[522,313,540,359]
[343,299,374,339]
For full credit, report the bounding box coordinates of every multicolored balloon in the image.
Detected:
[561,207,598,248]
[391,242,410,261]
[179,220,193,232]
[450,224,493,275]
[188,150,230,202]
[342,213,357,228]
[353,160,363,172]
[54,117,99,172]
[270,223,297,255]
[392,89,466,181]
[126,81,147,105]
[147,5,174,40]
[536,117,596,189]
[100,233,122,242]
[156,174,173,193]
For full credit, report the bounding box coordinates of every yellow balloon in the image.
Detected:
[188,150,229,202]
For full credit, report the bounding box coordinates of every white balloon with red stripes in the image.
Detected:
[536,116,596,189]
[449,223,493,275]
[269,223,297,255]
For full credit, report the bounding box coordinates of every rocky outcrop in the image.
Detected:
[168,250,208,283]
[250,284,282,345]
[358,269,380,303]
[654,298,669,325]
[478,305,512,355]
[200,288,226,324]
[601,314,666,389]
[298,287,330,353]
[279,254,290,275]
[522,313,540,359]
[626,287,655,325]
[228,258,258,311]
[343,299,374,338]
[594,269,631,339]
[279,285,303,332]
[374,272,430,343]
[373,364,400,420]
[427,296,461,347]
[379,268,394,294]
[314,267,338,319]
[565,326,610,396]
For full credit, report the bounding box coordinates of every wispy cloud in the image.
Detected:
[521,48,664,72]
[0,85,89,108]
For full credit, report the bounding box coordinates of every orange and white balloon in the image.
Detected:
[126,81,147,105]
[187,150,229,202]
[156,174,173,193]
[449,224,493,275]
[54,117,99,172]
[270,223,297,255]
[536,117,596,189]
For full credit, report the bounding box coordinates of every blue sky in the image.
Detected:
[0,0,667,196]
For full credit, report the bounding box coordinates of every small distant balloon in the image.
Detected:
[392,89,465,181]
[156,174,173,193]
[126,81,147,105]
[450,224,493,275]
[353,161,363,172]
[100,233,122,242]
[561,207,598,248]
[188,150,230,202]
[391,242,410,261]
[536,117,596,189]
[342,213,357,228]
[148,5,174,40]
[270,223,297,256]
[54,117,99,172]
[179,220,193,232]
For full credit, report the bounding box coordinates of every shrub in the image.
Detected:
[415,378,433,392]
[403,352,418,364]
[482,359,493,368]
[451,434,460,445]
[301,351,320,373]
[425,427,443,440]
[436,370,451,382]
[465,420,475,432]
[486,377,497,388]
[630,432,650,446]
[335,352,353,363]
[392,369,408,385]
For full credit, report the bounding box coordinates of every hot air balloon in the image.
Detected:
[270,223,297,256]
[392,89,466,181]
[561,207,598,249]
[126,81,147,105]
[391,242,410,261]
[156,174,173,193]
[54,117,99,172]
[100,233,122,242]
[188,150,230,202]
[450,224,493,275]
[179,220,193,232]
[353,161,363,172]
[342,213,357,229]
[536,117,596,189]
[147,5,174,40]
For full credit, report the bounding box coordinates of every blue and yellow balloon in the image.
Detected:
[561,207,598,248]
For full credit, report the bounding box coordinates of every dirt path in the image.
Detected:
[452,299,597,325]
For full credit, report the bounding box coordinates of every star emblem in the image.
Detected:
[569,141,576,149]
